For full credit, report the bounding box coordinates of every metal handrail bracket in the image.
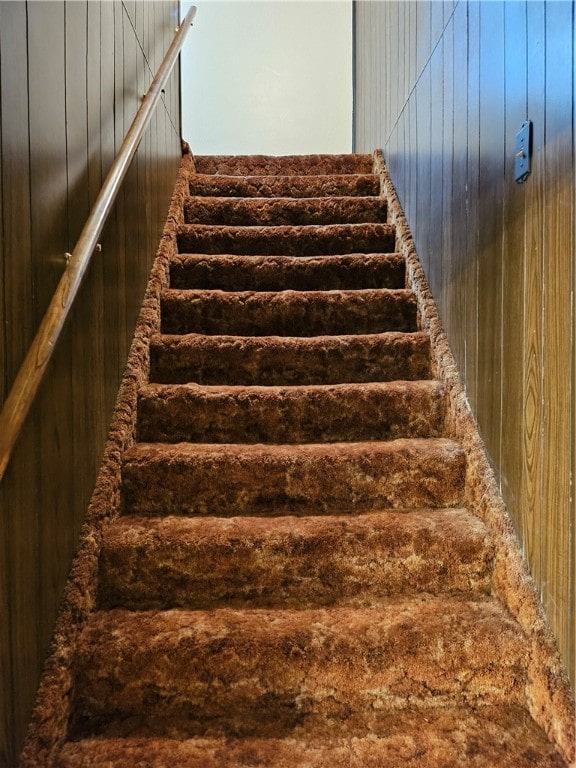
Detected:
[0,5,197,482]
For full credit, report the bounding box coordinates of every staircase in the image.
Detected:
[24,153,573,766]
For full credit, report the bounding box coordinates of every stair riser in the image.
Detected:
[194,154,374,176]
[160,290,417,337]
[188,173,381,198]
[177,224,396,256]
[121,440,466,516]
[184,197,387,226]
[99,510,493,610]
[136,382,445,444]
[149,332,432,386]
[169,254,406,291]
[70,602,527,740]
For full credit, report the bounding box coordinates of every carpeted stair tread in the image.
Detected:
[57,706,569,768]
[193,153,373,176]
[169,253,406,291]
[149,331,432,385]
[136,380,445,443]
[188,172,380,198]
[121,439,466,516]
[160,288,417,336]
[98,508,493,610]
[177,223,396,256]
[184,196,387,225]
[69,598,527,740]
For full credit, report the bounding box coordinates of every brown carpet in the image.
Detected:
[21,152,574,766]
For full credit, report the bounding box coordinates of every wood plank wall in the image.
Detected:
[354,0,574,689]
[0,1,182,763]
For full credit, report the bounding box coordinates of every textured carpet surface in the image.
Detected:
[20,152,574,766]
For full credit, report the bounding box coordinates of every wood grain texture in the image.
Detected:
[86,0,107,461]
[0,1,182,763]
[477,0,504,470]
[26,8,75,759]
[66,0,95,559]
[440,15,455,358]
[0,0,33,392]
[428,41,444,302]
[522,0,546,597]
[542,0,573,683]
[0,6,37,764]
[354,0,575,687]
[500,0,526,558]
[464,0,480,408]
[415,67,431,276]
[100,0,123,411]
[448,3,468,374]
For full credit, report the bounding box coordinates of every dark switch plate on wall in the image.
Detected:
[515,120,532,183]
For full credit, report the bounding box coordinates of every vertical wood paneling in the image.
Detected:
[416,66,432,275]
[465,0,480,409]
[408,1,417,97]
[441,17,456,356]
[448,2,468,373]
[500,0,527,529]
[392,2,407,115]
[101,0,122,409]
[431,0,444,52]
[374,3,390,146]
[404,98,418,228]
[371,1,381,147]
[169,2,181,144]
[113,0,130,379]
[1,427,39,763]
[0,2,183,763]
[382,3,395,144]
[542,0,573,676]
[523,0,546,590]
[141,2,153,274]
[149,2,164,231]
[354,0,575,687]
[0,4,36,756]
[133,1,145,305]
[86,0,107,461]
[416,1,431,78]
[477,0,504,469]
[66,0,94,555]
[428,41,444,300]
[26,5,72,754]
[123,3,141,338]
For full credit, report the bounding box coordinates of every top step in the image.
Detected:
[194,154,374,177]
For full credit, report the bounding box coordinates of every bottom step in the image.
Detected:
[69,599,526,740]
[58,706,566,767]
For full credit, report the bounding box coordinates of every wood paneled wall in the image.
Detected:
[354,0,574,689]
[0,1,182,763]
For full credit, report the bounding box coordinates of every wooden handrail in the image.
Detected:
[0,5,197,482]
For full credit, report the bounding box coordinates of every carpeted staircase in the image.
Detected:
[24,153,574,766]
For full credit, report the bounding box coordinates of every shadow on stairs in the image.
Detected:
[20,151,575,767]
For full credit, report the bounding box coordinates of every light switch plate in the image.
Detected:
[515,120,532,183]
